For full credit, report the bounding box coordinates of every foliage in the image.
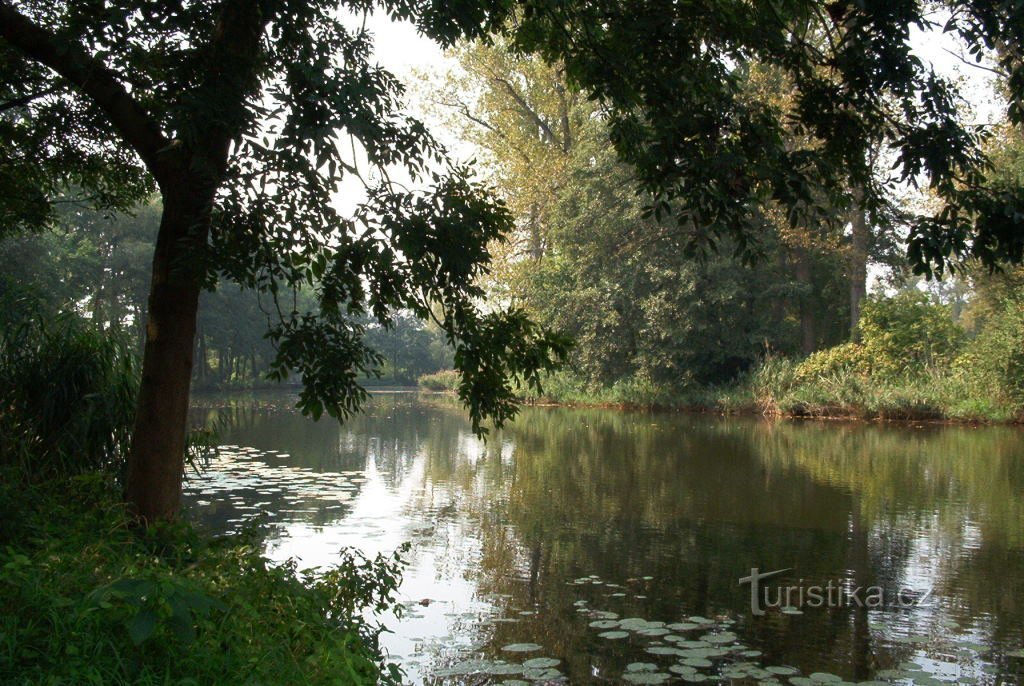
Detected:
[793,343,869,383]
[0,471,406,685]
[0,310,137,478]
[433,42,854,393]
[508,1,1024,277]
[959,288,1024,407]
[0,0,571,437]
[857,291,967,376]
[418,368,461,392]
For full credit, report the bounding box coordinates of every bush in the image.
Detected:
[0,313,138,478]
[0,472,406,685]
[959,298,1024,409]
[793,342,869,383]
[858,291,966,376]
[418,369,461,392]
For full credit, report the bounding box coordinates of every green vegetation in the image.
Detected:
[3,0,1024,681]
[0,471,405,685]
[418,369,462,393]
[0,313,406,685]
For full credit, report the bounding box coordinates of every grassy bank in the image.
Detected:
[0,469,405,685]
[419,365,1023,424]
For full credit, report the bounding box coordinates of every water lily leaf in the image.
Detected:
[810,673,843,683]
[682,658,713,668]
[502,643,542,653]
[627,662,659,672]
[599,630,630,639]
[767,667,800,676]
[590,619,620,629]
[523,667,562,680]
[703,631,737,644]
[523,658,560,669]
[624,673,670,684]
[646,647,682,656]
[668,622,700,631]
[487,663,525,676]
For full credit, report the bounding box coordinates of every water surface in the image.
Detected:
[185,392,1024,685]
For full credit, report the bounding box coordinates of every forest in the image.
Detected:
[1,0,1023,684]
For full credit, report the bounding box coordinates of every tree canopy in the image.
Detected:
[2,0,1022,519]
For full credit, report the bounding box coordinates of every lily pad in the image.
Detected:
[646,646,682,656]
[523,657,560,669]
[810,673,843,683]
[589,619,620,629]
[668,622,700,631]
[502,643,542,653]
[703,631,737,644]
[523,667,562,680]
[599,630,630,639]
[627,663,659,672]
[623,673,670,684]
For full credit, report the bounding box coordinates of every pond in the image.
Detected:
[184,391,1024,685]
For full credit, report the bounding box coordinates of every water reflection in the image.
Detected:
[184,392,1024,684]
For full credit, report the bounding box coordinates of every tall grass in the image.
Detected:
[0,313,138,478]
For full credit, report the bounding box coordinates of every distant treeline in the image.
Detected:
[0,201,451,390]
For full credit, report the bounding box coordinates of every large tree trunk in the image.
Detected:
[849,188,869,342]
[125,184,212,523]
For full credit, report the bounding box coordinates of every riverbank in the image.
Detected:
[418,366,1024,425]
[0,468,404,685]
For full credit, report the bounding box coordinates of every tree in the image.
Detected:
[0,0,568,522]
[3,0,1022,522]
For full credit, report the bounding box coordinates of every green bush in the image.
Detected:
[0,313,138,478]
[959,298,1024,409]
[417,369,461,392]
[793,342,869,383]
[858,291,966,376]
[0,472,405,685]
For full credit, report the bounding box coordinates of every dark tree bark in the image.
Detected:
[126,181,214,522]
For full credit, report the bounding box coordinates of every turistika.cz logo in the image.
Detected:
[738,567,932,616]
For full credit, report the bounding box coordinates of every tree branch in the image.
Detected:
[0,84,61,112]
[0,1,172,179]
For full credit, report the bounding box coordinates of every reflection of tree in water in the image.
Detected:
[187,393,1024,682]
[749,421,1024,646]
[414,408,1024,681]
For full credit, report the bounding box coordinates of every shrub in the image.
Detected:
[959,298,1024,409]
[858,291,966,376]
[793,342,869,383]
[418,369,461,392]
[0,472,405,685]
[0,313,138,478]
